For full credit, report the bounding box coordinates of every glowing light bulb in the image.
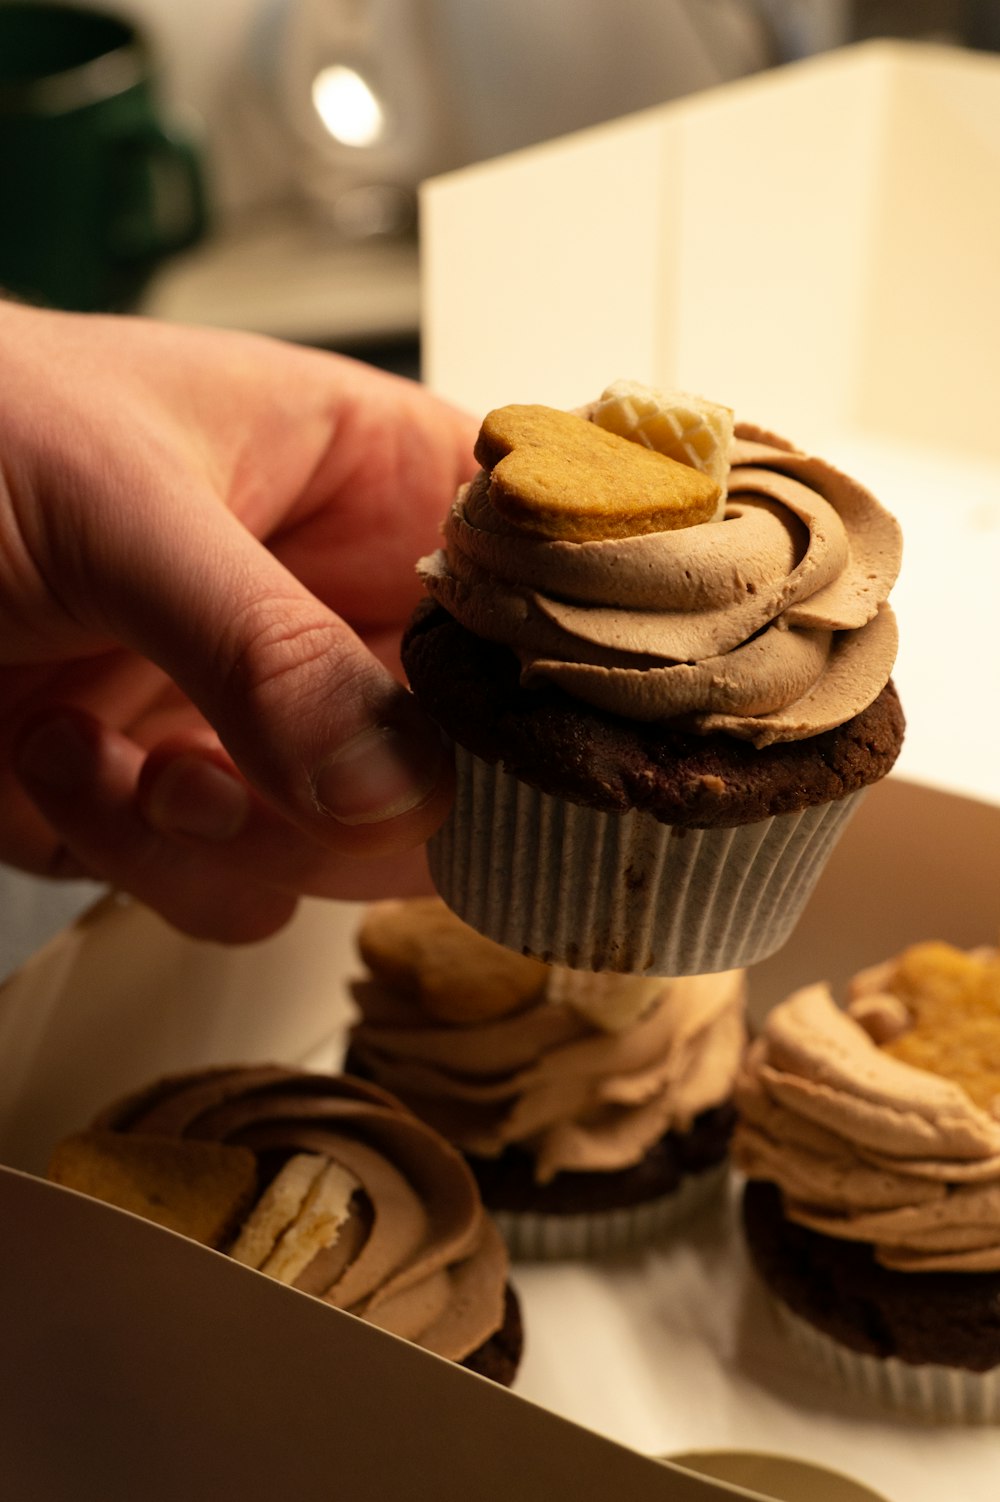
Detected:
[311,65,385,148]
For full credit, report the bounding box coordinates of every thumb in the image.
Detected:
[97,487,451,857]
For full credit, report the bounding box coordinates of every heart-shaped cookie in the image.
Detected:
[474,403,720,541]
[48,1130,258,1247]
[358,897,550,1024]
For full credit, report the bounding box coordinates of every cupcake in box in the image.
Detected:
[48,1065,522,1385]
[733,941,1000,1422]
[346,897,747,1260]
[402,382,904,976]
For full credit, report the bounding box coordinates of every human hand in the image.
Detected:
[0,301,476,941]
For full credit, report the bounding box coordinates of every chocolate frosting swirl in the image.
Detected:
[419,423,901,747]
[733,975,1000,1273]
[93,1066,509,1361]
[350,970,746,1184]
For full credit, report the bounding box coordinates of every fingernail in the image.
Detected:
[314,725,441,826]
[16,714,92,794]
[146,756,249,841]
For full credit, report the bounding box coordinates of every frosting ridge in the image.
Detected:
[351,965,747,1185]
[734,952,1000,1273]
[419,407,902,747]
[91,1066,509,1362]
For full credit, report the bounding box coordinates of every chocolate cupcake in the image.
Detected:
[347,898,746,1259]
[734,943,1000,1421]
[403,382,904,976]
[48,1066,522,1384]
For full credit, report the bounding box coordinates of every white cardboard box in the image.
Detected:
[0,1167,730,1502]
[4,38,1000,1501]
[2,777,1000,1502]
[422,38,1000,464]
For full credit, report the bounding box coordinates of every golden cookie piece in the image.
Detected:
[474,403,719,541]
[877,942,1000,1112]
[358,898,550,1025]
[48,1130,259,1248]
[591,381,733,507]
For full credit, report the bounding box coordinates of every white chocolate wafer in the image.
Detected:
[544,968,664,1033]
[591,380,733,513]
[230,1152,359,1283]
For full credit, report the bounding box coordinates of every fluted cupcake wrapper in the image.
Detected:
[428,748,864,975]
[770,1297,1000,1424]
[491,1163,729,1262]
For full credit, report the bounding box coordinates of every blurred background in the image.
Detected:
[2,0,998,382]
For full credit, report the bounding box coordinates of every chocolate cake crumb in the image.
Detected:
[466,1104,735,1216]
[461,1283,524,1386]
[402,605,905,828]
[743,1180,1000,1372]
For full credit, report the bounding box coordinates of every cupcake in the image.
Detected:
[733,942,1000,1421]
[402,381,904,976]
[48,1065,522,1384]
[346,897,747,1259]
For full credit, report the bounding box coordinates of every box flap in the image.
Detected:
[0,1167,751,1502]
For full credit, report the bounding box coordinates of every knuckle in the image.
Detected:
[218,596,368,720]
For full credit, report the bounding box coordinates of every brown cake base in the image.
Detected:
[461,1283,524,1386]
[743,1179,1000,1373]
[467,1103,735,1216]
[402,604,905,829]
[447,1105,734,1258]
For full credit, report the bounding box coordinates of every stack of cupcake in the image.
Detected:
[48,382,913,1419]
[734,940,1000,1422]
[378,378,905,1281]
[403,380,904,978]
[347,897,746,1260]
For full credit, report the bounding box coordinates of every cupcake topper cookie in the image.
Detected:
[849,941,1000,1118]
[591,381,734,502]
[474,400,722,542]
[358,896,549,1025]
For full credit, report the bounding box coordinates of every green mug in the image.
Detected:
[0,1,207,312]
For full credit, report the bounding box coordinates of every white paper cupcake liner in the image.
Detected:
[428,748,864,975]
[490,1162,728,1261]
[769,1294,1000,1424]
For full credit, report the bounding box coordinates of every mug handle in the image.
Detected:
[104,123,208,264]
